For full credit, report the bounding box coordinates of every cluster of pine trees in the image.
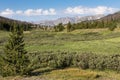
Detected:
[52,18,119,32]
[54,23,64,32]
[53,22,74,32]
[0,20,32,31]
[73,19,118,31]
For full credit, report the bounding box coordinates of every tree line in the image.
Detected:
[0,20,33,31]
[53,18,119,32]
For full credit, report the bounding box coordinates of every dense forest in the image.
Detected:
[0,16,33,31]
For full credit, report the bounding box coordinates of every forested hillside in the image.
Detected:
[0,16,33,31]
[70,11,120,31]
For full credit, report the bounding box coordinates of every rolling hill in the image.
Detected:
[0,16,33,31]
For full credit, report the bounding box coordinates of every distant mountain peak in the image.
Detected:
[35,14,104,26]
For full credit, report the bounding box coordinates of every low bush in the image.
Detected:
[28,51,120,72]
[3,51,118,76]
[49,52,73,69]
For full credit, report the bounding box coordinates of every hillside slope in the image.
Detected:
[0,16,33,31]
[99,11,120,21]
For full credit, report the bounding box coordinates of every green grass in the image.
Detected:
[1,29,120,54]
[25,40,120,54]
[24,29,120,54]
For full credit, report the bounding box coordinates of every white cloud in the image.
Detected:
[0,8,56,17]
[16,10,23,14]
[49,8,56,15]
[0,6,119,18]
[0,8,14,16]
[42,10,49,15]
[65,6,119,15]
[23,8,56,16]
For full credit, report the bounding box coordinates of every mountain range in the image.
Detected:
[35,14,104,26]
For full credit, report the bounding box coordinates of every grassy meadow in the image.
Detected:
[25,28,120,54]
[1,28,120,80]
[1,28,120,54]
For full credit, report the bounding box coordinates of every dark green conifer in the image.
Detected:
[0,23,30,76]
[67,22,72,32]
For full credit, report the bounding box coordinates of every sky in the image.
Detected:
[0,0,120,22]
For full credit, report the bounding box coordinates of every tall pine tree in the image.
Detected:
[0,23,30,76]
[67,22,72,32]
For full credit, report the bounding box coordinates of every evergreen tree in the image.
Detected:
[108,21,117,31]
[54,23,64,32]
[0,24,30,76]
[58,23,64,31]
[67,22,72,32]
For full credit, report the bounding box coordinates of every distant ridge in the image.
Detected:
[35,14,104,26]
[99,11,120,21]
[0,16,33,26]
[0,16,33,31]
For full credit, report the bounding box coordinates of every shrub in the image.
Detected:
[25,51,120,73]
[105,54,120,71]
[49,52,73,69]
[73,53,92,69]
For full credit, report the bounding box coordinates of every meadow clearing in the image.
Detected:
[0,28,120,80]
